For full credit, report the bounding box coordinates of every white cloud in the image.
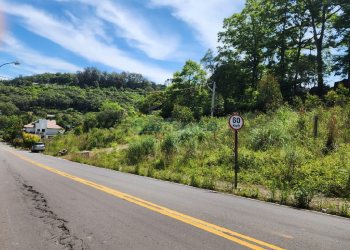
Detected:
[0,33,81,74]
[1,1,173,83]
[149,0,244,48]
[77,0,180,60]
[0,73,14,80]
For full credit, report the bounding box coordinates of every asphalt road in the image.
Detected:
[0,143,349,250]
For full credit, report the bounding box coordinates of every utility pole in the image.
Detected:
[200,49,216,117]
[210,82,216,117]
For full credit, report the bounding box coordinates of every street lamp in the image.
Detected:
[0,61,20,68]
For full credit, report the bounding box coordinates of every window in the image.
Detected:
[42,129,46,132]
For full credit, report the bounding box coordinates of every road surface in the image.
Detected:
[0,143,349,250]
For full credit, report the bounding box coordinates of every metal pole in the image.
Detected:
[0,61,20,68]
[210,82,216,117]
[0,62,12,68]
[313,115,318,138]
[234,130,238,189]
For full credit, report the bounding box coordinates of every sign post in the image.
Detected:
[228,113,244,189]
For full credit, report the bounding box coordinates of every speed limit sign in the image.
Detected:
[229,113,244,189]
[229,114,244,130]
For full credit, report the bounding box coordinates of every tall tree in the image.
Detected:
[303,0,344,95]
[289,0,315,93]
[218,0,273,88]
[332,2,350,81]
[161,60,210,120]
[173,60,207,86]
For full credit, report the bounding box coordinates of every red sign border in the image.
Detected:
[228,113,244,131]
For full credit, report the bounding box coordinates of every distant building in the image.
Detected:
[23,119,64,138]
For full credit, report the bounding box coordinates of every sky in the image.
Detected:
[0,0,245,83]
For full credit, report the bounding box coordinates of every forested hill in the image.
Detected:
[1,67,164,90]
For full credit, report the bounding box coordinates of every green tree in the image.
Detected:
[139,92,166,114]
[161,60,210,120]
[257,73,283,111]
[211,62,253,112]
[0,102,19,115]
[97,101,126,128]
[2,116,23,142]
[303,0,346,95]
[218,0,271,88]
[83,113,97,132]
[172,105,194,123]
[332,2,350,81]
[173,60,207,86]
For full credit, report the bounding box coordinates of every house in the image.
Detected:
[24,119,64,138]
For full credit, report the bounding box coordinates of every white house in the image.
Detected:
[24,119,64,138]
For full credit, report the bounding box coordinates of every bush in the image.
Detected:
[257,73,283,111]
[161,134,177,158]
[324,114,338,153]
[294,186,314,208]
[305,93,322,110]
[126,137,155,165]
[172,105,194,123]
[83,129,118,150]
[97,101,126,128]
[249,125,289,151]
[140,117,163,134]
[83,113,97,132]
[22,133,41,148]
[12,138,24,147]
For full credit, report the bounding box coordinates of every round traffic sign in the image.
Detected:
[229,114,244,130]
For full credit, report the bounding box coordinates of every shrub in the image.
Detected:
[83,113,97,132]
[190,174,200,187]
[325,90,339,107]
[97,101,126,128]
[201,177,215,190]
[249,124,289,151]
[154,158,166,170]
[293,186,314,208]
[305,93,322,110]
[172,105,194,123]
[83,129,118,150]
[325,114,338,153]
[12,138,23,147]
[161,134,177,158]
[140,117,163,134]
[22,132,41,148]
[126,137,155,165]
[257,73,283,111]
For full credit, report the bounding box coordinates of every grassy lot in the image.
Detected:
[45,106,350,217]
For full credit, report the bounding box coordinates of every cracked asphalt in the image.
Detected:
[1,143,350,250]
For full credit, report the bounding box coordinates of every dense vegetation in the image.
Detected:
[1,0,350,217]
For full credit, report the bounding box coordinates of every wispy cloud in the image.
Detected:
[0,33,81,74]
[76,0,180,60]
[149,0,244,48]
[1,1,173,82]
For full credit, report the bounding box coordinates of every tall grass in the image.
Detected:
[45,105,350,217]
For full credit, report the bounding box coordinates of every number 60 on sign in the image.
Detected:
[229,114,244,130]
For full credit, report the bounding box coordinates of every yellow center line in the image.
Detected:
[6,149,285,250]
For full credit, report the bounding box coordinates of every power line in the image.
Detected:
[119,86,199,94]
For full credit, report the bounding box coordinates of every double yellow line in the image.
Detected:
[6,149,284,250]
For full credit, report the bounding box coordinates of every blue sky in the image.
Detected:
[0,0,245,83]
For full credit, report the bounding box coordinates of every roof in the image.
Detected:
[47,120,63,129]
[23,120,63,130]
[24,123,34,128]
